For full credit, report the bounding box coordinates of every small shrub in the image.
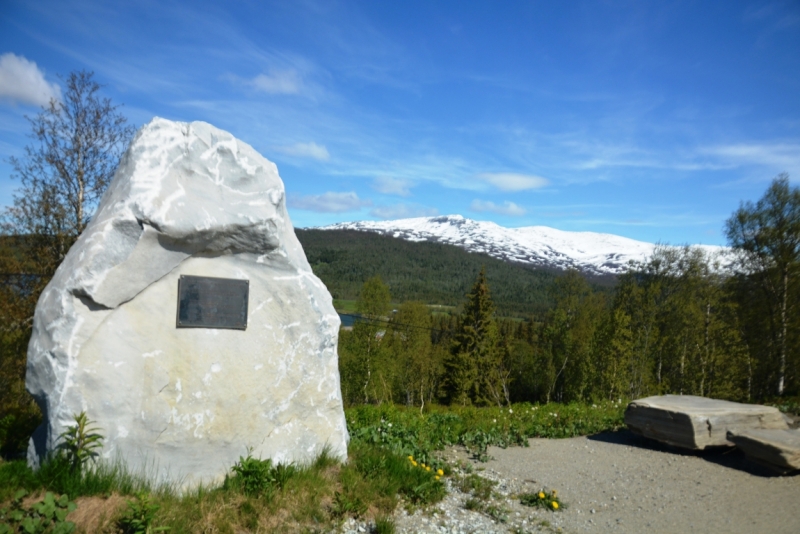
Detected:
[117,492,169,534]
[225,451,298,499]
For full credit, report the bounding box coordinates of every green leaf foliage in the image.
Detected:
[57,412,103,473]
[0,490,77,534]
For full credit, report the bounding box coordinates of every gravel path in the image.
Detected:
[483,431,799,533]
[350,430,799,534]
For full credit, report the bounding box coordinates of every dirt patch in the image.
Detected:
[67,494,127,533]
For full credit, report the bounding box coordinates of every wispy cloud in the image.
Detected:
[288,191,370,213]
[370,203,438,219]
[478,172,549,191]
[250,69,303,94]
[700,143,800,173]
[372,176,413,196]
[470,199,526,216]
[274,142,330,161]
[0,53,61,106]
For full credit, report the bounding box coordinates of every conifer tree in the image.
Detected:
[445,267,504,405]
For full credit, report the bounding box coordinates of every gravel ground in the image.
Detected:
[342,429,799,534]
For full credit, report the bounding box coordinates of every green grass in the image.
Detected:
[1,402,625,532]
[346,400,626,464]
[332,299,358,313]
[0,457,153,502]
[0,442,445,533]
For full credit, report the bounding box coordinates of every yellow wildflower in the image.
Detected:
[437,469,444,476]
[411,460,417,466]
[552,502,559,510]
[538,492,545,499]
[435,475,440,480]
[408,455,414,461]
[426,466,431,471]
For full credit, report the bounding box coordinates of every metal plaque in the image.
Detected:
[176,275,249,330]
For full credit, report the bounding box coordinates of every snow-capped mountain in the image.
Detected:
[316,215,726,276]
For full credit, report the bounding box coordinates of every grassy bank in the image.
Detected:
[1,402,625,533]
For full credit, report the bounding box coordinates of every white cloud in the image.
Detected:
[470,200,526,216]
[478,172,548,191]
[274,142,330,161]
[372,176,412,196]
[288,191,370,213]
[370,203,438,220]
[0,53,61,106]
[250,69,302,94]
[701,143,800,173]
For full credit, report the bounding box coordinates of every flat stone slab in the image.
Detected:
[727,428,800,474]
[625,395,788,450]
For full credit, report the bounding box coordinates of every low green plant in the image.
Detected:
[346,401,625,467]
[0,489,77,534]
[117,492,169,534]
[224,450,299,499]
[520,489,564,511]
[484,503,509,523]
[373,515,396,534]
[57,412,103,473]
[464,497,483,511]
[331,490,367,518]
[456,473,495,501]
[226,453,274,497]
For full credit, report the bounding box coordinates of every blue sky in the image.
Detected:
[1,0,798,245]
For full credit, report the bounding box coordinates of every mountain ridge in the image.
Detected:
[316,215,726,276]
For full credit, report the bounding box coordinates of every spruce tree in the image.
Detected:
[445,267,504,405]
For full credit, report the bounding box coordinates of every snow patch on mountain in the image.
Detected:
[315,215,727,276]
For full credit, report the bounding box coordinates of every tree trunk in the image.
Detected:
[776,267,787,396]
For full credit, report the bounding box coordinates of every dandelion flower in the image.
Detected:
[552,502,559,510]
[435,475,440,480]
[408,455,414,461]
[538,492,545,499]
[437,469,444,476]
[412,460,417,466]
[426,466,431,471]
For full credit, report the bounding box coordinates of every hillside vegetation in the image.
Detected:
[296,228,612,317]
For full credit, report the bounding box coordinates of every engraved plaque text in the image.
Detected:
[177,275,249,330]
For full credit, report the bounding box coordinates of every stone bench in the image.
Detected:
[625,395,788,450]
[727,428,800,474]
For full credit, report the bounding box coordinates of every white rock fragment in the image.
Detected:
[26,118,348,488]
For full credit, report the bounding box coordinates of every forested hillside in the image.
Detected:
[296,228,613,317]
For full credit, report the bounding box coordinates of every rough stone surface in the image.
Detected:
[727,428,800,473]
[625,395,788,450]
[26,118,348,487]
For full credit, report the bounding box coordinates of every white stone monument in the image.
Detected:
[26,118,348,487]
